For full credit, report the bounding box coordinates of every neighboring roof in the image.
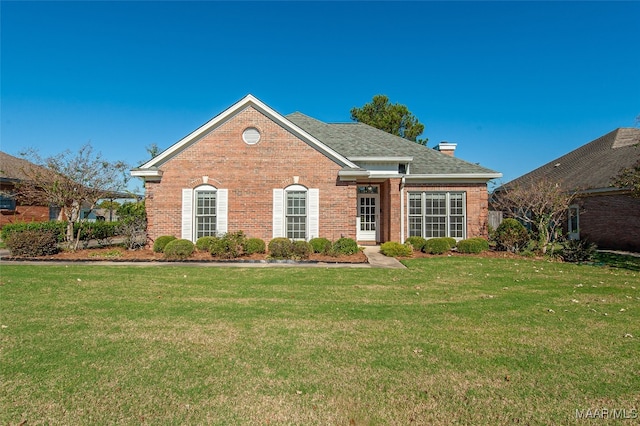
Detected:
[501,128,640,192]
[0,151,43,183]
[0,151,138,199]
[286,112,500,177]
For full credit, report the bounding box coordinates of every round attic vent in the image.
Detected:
[242,127,261,145]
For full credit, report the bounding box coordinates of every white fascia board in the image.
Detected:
[405,173,502,184]
[130,169,163,178]
[138,94,358,170]
[347,156,414,162]
[338,169,370,181]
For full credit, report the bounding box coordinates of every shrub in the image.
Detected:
[74,221,120,248]
[210,231,246,259]
[442,237,457,249]
[163,239,195,259]
[457,237,490,254]
[196,236,218,252]
[309,237,332,254]
[243,238,266,255]
[331,237,359,256]
[292,240,313,259]
[268,238,293,259]
[5,229,60,257]
[405,236,427,251]
[1,221,67,243]
[494,219,530,253]
[153,235,177,253]
[560,239,598,263]
[423,238,452,255]
[380,241,413,258]
[116,201,147,250]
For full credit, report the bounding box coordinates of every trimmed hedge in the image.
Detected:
[423,238,452,255]
[1,220,121,244]
[5,229,59,257]
[163,239,195,259]
[456,237,490,254]
[1,221,67,242]
[331,237,359,256]
[268,238,293,259]
[209,231,246,259]
[405,236,427,252]
[243,238,266,255]
[292,240,313,259]
[196,236,218,252]
[380,241,413,258]
[442,237,457,249]
[309,237,332,254]
[153,235,177,253]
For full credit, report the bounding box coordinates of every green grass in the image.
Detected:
[1,258,639,425]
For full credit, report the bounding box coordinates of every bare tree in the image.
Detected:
[17,143,130,249]
[492,177,578,254]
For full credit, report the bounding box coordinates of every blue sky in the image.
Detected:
[2,1,638,193]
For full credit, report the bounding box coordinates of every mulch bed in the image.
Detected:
[4,246,369,264]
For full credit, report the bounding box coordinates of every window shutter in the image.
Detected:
[181,188,193,240]
[217,189,228,235]
[273,189,284,238]
[308,188,319,240]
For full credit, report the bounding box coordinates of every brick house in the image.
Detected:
[497,128,640,252]
[131,95,501,245]
[0,151,56,227]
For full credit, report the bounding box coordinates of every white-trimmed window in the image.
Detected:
[181,185,228,241]
[273,185,319,240]
[408,192,466,239]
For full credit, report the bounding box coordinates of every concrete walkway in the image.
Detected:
[0,246,406,269]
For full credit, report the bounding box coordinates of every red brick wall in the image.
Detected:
[402,183,490,240]
[0,205,50,228]
[145,106,356,244]
[575,193,640,252]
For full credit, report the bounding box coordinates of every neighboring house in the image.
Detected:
[0,151,58,227]
[497,128,640,252]
[131,95,501,245]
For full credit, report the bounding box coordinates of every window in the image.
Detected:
[273,186,319,240]
[568,205,579,240]
[286,190,307,239]
[195,188,217,239]
[408,192,466,239]
[0,194,16,211]
[181,185,228,241]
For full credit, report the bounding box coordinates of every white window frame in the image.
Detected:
[408,191,467,240]
[182,185,228,241]
[273,185,319,241]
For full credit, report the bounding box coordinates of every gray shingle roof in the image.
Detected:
[286,112,499,176]
[0,151,42,182]
[502,128,640,191]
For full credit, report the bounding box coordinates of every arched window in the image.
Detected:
[272,185,319,241]
[181,185,228,241]
[195,185,217,239]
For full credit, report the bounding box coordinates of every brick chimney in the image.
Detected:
[435,142,457,157]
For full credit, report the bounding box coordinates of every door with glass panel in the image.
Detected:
[357,186,379,241]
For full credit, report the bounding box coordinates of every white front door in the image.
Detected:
[357,190,379,242]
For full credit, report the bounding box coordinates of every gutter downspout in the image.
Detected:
[400,176,405,243]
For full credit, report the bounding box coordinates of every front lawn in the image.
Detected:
[1,258,638,424]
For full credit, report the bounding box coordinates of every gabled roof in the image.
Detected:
[133,94,358,175]
[132,94,501,182]
[502,128,640,192]
[286,112,501,179]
